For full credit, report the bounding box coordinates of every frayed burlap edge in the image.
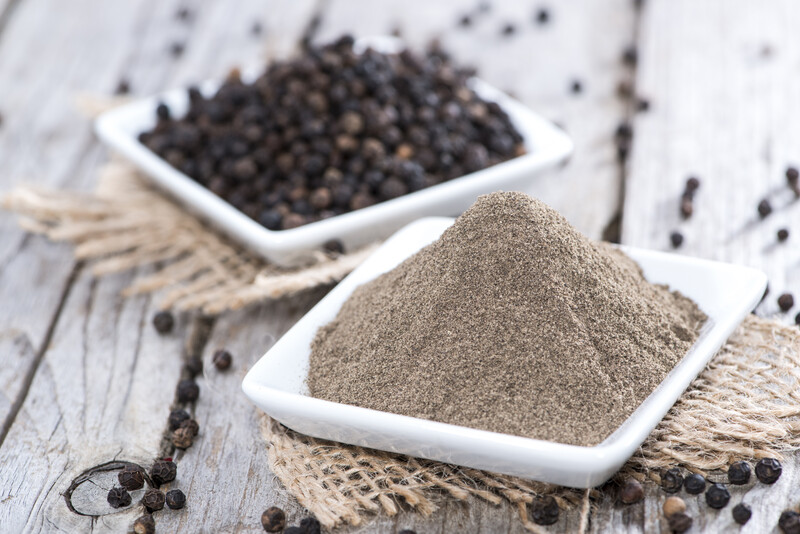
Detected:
[1,161,378,314]
[261,314,800,531]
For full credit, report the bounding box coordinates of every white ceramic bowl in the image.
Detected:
[94,38,572,267]
[242,217,767,488]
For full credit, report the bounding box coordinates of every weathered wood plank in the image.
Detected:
[616,0,800,532]
[315,0,634,240]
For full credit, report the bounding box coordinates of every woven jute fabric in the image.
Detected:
[1,161,377,314]
[4,168,800,532]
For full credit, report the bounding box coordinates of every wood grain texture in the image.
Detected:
[616,0,800,532]
[315,0,634,240]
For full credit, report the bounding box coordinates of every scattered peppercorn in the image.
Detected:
[115,78,131,95]
[778,228,790,242]
[732,503,752,525]
[176,7,191,21]
[212,349,233,370]
[758,199,773,218]
[322,239,345,256]
[570,79,583,95]
[142,488,166,512]
[107,486,132,508]
[118,464,146,491]
[670,231,684,249]
[705,483,730,509]
[165,488,186,509]
[661,468,683,493]
[501,23,516,36]
[262,507,287,532]
[185,356,203,377]
[299,517,321,534]
[780,511,800,534]
[535,7,550,24]
[663,496,686,518]
[152,311,174,334]
[398,530,417,534]
[667,512,693,533]
[622,46,638,67]
[251,21,263,36]
[168,409,191,431]
[458,14,472,27]
[531,495,559,525]
[755,458,782,484]
[728,461,751,485]
[683,473,705,495]
[180,418,200,437]
[170,42,185,58]
[176,379,199,403]
[173,426,194,449]
[150,459,177,486]
[635,98,650,112]
[133,514,156,534]
[617,80,633,99]
[778,293,795,312]
[620,478,644,504]
[795,311,800,325]
[685,176,700,193]
[284,528,304,534]
[680,197,693,219]
[787,166,799,187]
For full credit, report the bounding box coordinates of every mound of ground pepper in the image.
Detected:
[307,192,706,446]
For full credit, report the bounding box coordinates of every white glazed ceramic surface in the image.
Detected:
[242,217,767,488]
[94,38,572,267]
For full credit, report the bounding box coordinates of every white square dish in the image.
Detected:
[242,217,767,488]
[93,37,572,267]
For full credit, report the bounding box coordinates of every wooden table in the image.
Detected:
[1,0,798,532]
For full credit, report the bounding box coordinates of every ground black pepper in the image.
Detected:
[212,349,232,370]
[133,514,156,534]
[705,483,730,509]
[755,458,782,484]
[299,517,321,534]
[458,14,472,27]
[115,78,131,95]
[176,379,199,403]
[531,495,559,525]
[570,79,583,95]
[778,293,794,312]
[142,489,166,512]
[261,507,287,532]
[501,23,516,36]
[535,7,550,24]
[168,409,191,431]
[176,7,191,21]
[152,311,174,334]
[251,21,263,36]
[780,511,800,534]
[758,199,773,218]
[778,228,790,242]
[165,489,186,509]
[670,231,684,249]
[635,97,650,112]
[107,486,132,508]
[620,479,644,504]
[683,473,705,495]
[118,465,146,491]
[732,503,752,525]
[150,459,177,486]
[667,512,692,533]
[170,42,185,58]
[172,426,194,449]
[728,461,751,485]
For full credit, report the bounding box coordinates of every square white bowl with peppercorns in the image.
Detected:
[94,36,572,267]
[242,217,767,488]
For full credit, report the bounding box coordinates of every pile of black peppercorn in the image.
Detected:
[139,36,525,231]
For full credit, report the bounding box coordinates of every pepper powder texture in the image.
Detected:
[308,192,706,446]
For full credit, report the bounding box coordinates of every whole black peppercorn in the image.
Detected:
[261,507,287,532]
[107,486,132,508]
[142,488,166,512]
[168,409,190,431]
[781,511,800,534]
[685,176,700,192]
[667,512,693,533]
[284,528,304,534]
[661,467,683,493]
[683,473,705,495]
[728,461,751,485]
[778,228,790,242]
[758,199,773,218]
[323,239,345,256]
[133,514,156,534]
[115,78,131,95]
[778,293,795,312]
[176,379,199,403]
[212,349,233,371]
[150,459,177,486]
[732,503,752,525]
[118,464,146,491]
[179,418,199,437]
[619,478,644,504]
[185,355,203,377]
[530,495,559,525]
[787,166,799,187]
[173,426,194,450]
[299,517,321,534]
[755,458,782,484]
[570,79,583,94]
[535,8,550,24]
[165,489,186,510]
[705,483,730,509]
[152,311,174,334]
[670,231,684,249]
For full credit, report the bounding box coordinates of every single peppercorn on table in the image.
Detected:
[2,0,800,533]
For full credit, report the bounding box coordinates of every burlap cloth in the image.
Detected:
[4,164,800,533]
